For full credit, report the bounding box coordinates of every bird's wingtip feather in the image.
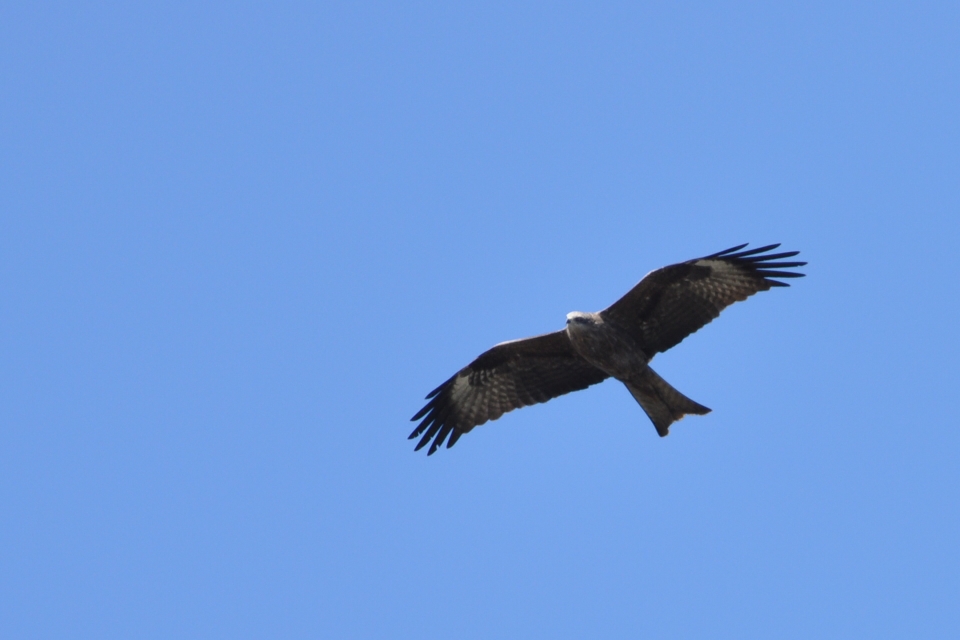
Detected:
[709,243,749,257]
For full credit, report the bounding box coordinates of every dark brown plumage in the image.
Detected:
[410,243,805,455]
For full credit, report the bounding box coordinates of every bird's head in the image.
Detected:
[566,311,596,326]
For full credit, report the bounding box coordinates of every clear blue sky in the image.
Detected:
[2,2,958,638]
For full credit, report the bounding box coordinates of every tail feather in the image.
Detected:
[626,368,711,437]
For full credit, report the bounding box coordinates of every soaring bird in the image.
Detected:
[410,243,805,455]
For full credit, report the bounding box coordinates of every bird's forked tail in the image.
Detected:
[626,367,711,437]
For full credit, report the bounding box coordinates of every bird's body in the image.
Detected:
[565,311,649,380]
[563,310,710,436]
[410,244,805,455]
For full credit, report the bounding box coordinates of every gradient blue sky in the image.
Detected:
[2,2,959,638]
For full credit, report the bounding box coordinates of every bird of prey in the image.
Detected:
[410,243,805,455]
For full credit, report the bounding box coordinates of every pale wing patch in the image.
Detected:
[693,259,762,296]
[694,259,751,283]
[694,259,736,273]
[449,374,473,404]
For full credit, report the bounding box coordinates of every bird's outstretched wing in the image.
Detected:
[410,331,608,455]
[601,243,806,355]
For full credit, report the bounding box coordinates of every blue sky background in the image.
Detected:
[2,2,959,638]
